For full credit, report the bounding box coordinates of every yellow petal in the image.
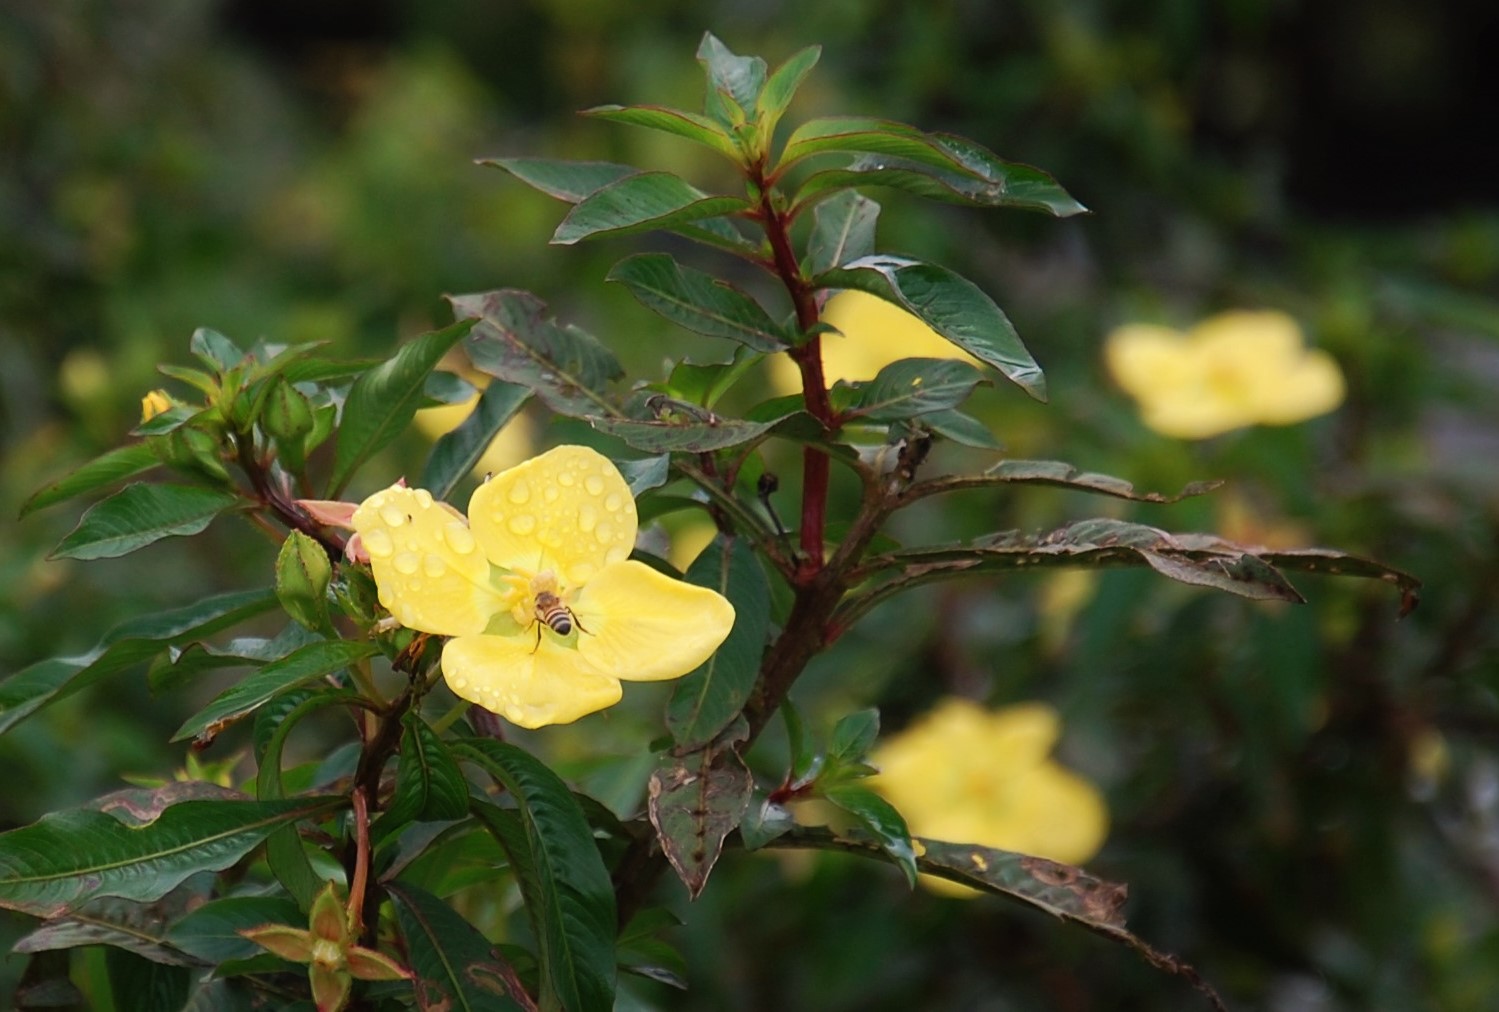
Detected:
[468,445,637,585]
[351,485,504,637]
[442,634,623,728]
[572,560,736,682]
[766,290,979,393]
[1255,349,1346,424]
[1103,323,1196,400]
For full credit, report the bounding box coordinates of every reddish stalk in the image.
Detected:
[753,169,833,581]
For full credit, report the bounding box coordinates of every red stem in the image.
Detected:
[753,168,832,581]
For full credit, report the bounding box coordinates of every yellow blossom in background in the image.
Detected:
[352,445,736,728]
[140,389,173,422]
[413,365,536,477]
[1105,310,1345,439]
[767,290,979,394]
[871,698,1108,896]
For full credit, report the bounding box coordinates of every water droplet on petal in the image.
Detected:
[423,554,446,578]
[543,487,559,503]
[584,475,605,495]
[577,505,597,533]
[558,471,575,487]
[444,522,476,554]
[380,505,407,527]
[414,489,434,508]
[363,529,394,558]
[509,514,536,536]
[604,493,622,513]
[508,480,531,504]
[393,552,420,575]
[595,521,615,544]
[451,676,468,690]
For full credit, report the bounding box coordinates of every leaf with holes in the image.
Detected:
[451,289,623,418]
[648,736,754,899]
[608,253,789,352]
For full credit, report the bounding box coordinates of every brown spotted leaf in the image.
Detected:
[648,731,753,900]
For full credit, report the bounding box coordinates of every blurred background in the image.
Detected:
[3,0,1498,1008]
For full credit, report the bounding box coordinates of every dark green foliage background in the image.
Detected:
[4,1,1496,1008]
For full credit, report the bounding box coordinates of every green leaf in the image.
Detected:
[818,255,1046,401]
[14,888,205,966]
[0,788,343,917]
[819,784,917,887]
[149,624,317,696]
[105,948,191,1011]
[589,411,818,453]
[806,191,879,275]
[617,908,688,990]
[49,482,240,561]
[660,346,763,408]
[921,409,1003,449]
[552,172,751,246]
[782,699,819,785]
[779,116,977,175]
[617,454,672,497]
[755,44,821,143]
[21,443,161,518]
[607,253,789,352]
[667,537,771,749]
[582,104,739,159]
[451,289,623,418]
[647,741,753,899]
[388,882,528,1012]
[456,739,616,1012]
[190,328,245,370]
[826,708,880,766]
[479,157,635,203]
[329,319,474,494]
[737,790,795,851]
[0,589,278,735]
[795,148,1087,217]
[275,532,334,635]
[371,715,470,846]
[167,895,305,965]
[171,639,377,742]
[696,32,766,127]
[419,379,532,500]
[844,357,987,423]
[255,689,350,908]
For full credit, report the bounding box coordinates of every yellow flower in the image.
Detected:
[1104,310,1345,439]
[140,389,173,422]
[871,698,1107,896]
[352,445,736,728]
[767,290,979,393]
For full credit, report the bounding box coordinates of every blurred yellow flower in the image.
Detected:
[1105,310,1344,439]
[871,698,1108,896]
[413,362,536,477]
[140,389,173,422]
[352,445,736,728]
[767,290,978,394]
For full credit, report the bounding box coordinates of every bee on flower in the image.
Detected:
[351,445,735,728]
